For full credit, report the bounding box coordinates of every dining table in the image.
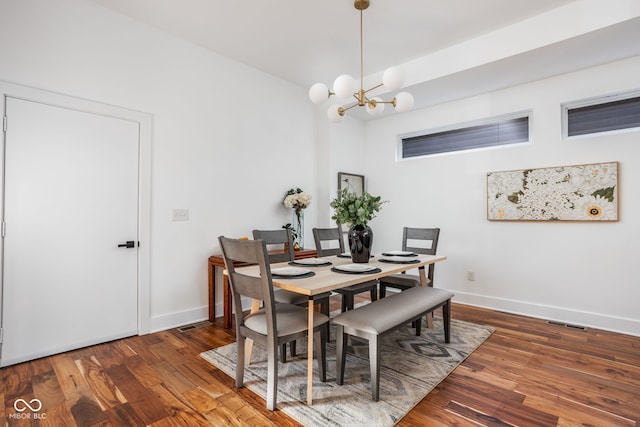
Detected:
[234,252,447,405]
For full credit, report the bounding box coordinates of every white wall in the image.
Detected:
[361,56,640,336]
[0,0,318,331]
[2,0,638,337]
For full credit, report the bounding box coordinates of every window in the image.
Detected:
[400,113,530,159]
[564,91,640,138]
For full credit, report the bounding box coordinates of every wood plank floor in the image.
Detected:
[2,298,639,426]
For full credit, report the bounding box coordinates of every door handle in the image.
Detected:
[117,241,136,248]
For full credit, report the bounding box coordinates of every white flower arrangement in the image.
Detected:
[283,188,312,212]
[283,187,311,249]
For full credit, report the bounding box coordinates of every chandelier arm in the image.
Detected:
[363,82,384,95]
[341,102,360,113]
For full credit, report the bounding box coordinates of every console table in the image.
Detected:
[208,248,317,328]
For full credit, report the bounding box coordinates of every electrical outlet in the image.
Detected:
[467,270,475,281]
[172,208,189,221]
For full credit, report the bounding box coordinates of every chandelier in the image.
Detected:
[308,0,414,122]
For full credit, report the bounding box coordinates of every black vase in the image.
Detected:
[348,225,373,263]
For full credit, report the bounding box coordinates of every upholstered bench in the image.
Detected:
[333,286,454,401]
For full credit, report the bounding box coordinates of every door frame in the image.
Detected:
[0,80,151,336]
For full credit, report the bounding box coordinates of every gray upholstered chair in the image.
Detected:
[252,229,331,360]
[312,227,378,312]
[378,227,440,335]
[218,236,328,411]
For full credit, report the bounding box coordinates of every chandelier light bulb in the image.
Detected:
[382,67,404,91]
[366,97,385,116]
[394,92,414,113]
[309,83,329,104]
[333,74,357,99]
[327,104,344,122]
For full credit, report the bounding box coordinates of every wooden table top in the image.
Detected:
[236,254,447,296]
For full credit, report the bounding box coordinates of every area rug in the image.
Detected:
[200,317,494,426]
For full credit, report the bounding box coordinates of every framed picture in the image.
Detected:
[487,161,618,221]
[338,172,365,196]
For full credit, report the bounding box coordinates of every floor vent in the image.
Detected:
[177,320,213,333]
[547,320,588,331]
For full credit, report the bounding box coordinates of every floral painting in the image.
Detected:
[487,162,618,221]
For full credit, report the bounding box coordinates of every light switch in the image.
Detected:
[172,209,189,221]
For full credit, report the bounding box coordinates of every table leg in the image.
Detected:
[223,274,232,329]
[307,298,314,405]
[208,262,215,322]
[419,266,434,329]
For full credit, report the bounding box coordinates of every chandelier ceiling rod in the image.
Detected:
[308,0,414,122]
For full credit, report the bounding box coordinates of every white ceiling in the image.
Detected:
[87,0,640,119]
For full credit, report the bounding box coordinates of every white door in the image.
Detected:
[1,96,139,366]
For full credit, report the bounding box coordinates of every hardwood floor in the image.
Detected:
[1,298,639,426]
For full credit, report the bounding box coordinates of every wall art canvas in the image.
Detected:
[487,162,618,221]
[338,172,365,197]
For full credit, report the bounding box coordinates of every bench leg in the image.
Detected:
[443,299,451,343]
[336,325,347,385]
[370,335,381,402]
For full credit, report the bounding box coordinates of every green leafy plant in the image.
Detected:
[281,222,298,241]
[330,188,387,227]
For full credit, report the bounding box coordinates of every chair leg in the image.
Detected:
[280,344,287,363]
[313,330,327,382]
[290,340,297,357]
[236,335,245,388]
[345,293,354,311]
[266,339,278,411]
[415,316,422,336]
[443,299,451,343]
[370,286,377,302]
[379,284,387,298]
[320,298,330,316]
[336,325,347,385]
[370,335,381,402]
[321,298,331,341]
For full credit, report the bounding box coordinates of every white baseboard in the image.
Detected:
[149,292,639,338]
[452,291,640,337]
[149,297,254,333]
[149,306,209,333]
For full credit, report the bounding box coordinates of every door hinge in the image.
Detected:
[1,221,5,238]
[2,115,6,132]
[0,328,3,343]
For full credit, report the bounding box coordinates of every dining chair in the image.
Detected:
[218,236,328,411]
[312,227,378,312]
[252,229,331,360]
[378,227,440,333]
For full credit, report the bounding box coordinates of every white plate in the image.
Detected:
[271,267,312,277]
[292,257,331,266]
[380,256,419,263]
[381,250,416,256]
[334,263,377,273]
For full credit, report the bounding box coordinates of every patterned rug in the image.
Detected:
[201,317,494,426]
